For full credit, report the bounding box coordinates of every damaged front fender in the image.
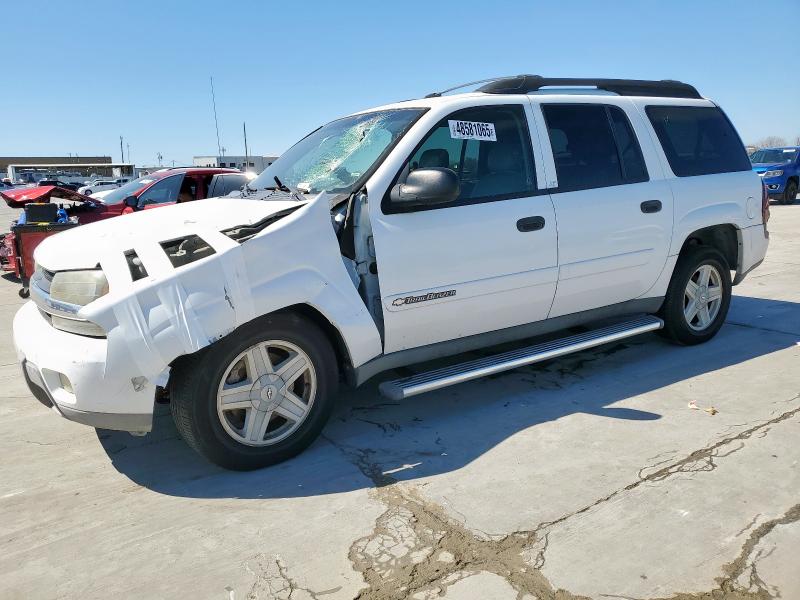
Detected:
[68,193,382,397]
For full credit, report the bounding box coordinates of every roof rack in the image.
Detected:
[424,77,510,98]
[475,75,702,99]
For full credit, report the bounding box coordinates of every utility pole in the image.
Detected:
[210,76,222,157]
[157,152,163,167]
[120,136,124,162]
[126,143,130,163]
[243,121,249,172]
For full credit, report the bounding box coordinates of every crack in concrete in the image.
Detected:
[329,398,800,600]
[242,553,341,600]
[323,435,581,600]
[527,402,800,572]
[644,503,800,600]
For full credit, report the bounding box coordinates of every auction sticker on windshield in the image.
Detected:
[448,120,496,141]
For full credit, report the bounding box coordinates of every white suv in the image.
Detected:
[13,76,769,470]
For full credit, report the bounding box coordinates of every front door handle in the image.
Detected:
[641,200,662,213]
[517,216,545,232]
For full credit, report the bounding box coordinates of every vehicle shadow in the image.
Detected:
[97,295,799,499]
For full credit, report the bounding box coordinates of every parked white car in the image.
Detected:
[14,76,769,470]
[78,178,130,196]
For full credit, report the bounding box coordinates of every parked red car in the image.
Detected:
[1,167,249,296]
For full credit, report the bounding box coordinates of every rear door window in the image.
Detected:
[542,104,649,192]
[645,105,751,176]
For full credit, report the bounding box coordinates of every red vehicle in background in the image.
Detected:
[1,167,249,296]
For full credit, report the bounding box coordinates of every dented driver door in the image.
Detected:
[370,100,558,354]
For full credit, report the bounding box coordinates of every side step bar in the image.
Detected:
[378,315,663,401]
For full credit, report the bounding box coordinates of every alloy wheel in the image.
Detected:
[216,340,316,446]
[683,264,723,331]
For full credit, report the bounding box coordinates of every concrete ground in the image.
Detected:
[0,199,798,600]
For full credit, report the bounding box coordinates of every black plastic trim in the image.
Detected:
[516,216,545,231]
[477,75,702,99]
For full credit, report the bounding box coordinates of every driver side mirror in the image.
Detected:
[123,195,139,210]
[390,168,460,210]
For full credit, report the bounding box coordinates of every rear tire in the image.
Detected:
[659,246,731,345]
[170,312,338,470]
[783,180,797,205]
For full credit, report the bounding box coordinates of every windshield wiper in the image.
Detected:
[274,176,309,201]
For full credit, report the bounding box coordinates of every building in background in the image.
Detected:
[192,155,278,174]
[0,156,134,183]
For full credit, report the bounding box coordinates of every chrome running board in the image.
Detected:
[378,315,663,400]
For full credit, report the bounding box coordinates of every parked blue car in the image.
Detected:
[750,146,799,204]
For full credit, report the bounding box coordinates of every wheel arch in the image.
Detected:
[284,303,355,380]
[677,224,740,273]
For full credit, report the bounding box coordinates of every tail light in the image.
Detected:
[761,181,770,230]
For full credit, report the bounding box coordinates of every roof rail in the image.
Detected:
[424,76,511,98]
[476,75,702,99]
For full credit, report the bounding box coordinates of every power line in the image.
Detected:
[210,76,222,156]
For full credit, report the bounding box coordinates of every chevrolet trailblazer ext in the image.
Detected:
[14,76,769,470]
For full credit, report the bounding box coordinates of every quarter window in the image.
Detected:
[645,105,751,177]
[390,105,536,211]
[542,104,648,192]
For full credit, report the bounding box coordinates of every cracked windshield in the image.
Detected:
[249,108,423,195]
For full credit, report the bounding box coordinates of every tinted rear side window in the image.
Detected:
[608,106,648,183]
[646,106,751,177]
[542,104,648,192]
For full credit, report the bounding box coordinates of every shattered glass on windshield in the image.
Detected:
[249,108,424,196]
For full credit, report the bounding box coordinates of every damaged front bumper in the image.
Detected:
[13,301,155,433]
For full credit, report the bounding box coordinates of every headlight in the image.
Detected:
[50,269,109,306]
[763,170,783,178]
[34,268,109,337]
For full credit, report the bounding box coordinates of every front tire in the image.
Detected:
[170,312,338,470]
[782,180,797,205]
[659,246,731,345]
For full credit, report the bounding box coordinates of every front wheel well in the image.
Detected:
[283,304,352,379]
[169,304,353,385]
[678,224,739,271]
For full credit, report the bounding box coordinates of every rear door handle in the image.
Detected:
[640,200,662,213]
[517,216,545,232]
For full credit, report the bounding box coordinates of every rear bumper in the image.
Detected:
[734,223,770,285]
[13,301,155,433]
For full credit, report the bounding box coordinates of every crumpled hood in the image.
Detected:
[34,197,305,271]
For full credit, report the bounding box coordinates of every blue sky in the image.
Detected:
[2,0,798,166]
